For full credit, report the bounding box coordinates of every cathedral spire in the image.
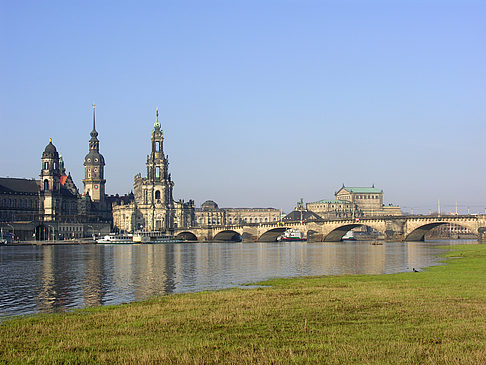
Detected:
[92,104,96,130]
[90,104,98,139]
[154,107,161,131]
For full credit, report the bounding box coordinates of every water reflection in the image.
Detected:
[0,240,473,319]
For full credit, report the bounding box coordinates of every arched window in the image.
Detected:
[249,218,253,223]
[155,141,160,151]
[155,190,161,200]
[155,167,160,178]
[44,162,49,170]
[44,179,49,190]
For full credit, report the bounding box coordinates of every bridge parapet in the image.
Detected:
[175,215,485,242]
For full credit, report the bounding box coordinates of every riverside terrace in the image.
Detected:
[173,214,486,242]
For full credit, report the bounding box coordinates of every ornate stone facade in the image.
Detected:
[195,200,281,226]
[1,108,112,241]
[112,109,195,233]
[83,105,106,203]
[306,185,401,218]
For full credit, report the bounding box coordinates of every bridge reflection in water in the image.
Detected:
[0,240,467,319]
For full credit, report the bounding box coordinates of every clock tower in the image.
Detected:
[83,104,106,202]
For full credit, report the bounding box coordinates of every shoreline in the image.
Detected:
[1,243,485,363]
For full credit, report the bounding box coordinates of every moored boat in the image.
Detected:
[341,231,356,241]
[133,231,185,244]
[96,233,133,244]
[277,229,307,242]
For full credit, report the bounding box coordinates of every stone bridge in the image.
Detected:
[173,215,486,242]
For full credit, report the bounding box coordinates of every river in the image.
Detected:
[0,240,470,319]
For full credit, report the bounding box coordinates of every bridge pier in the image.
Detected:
[384,219,406,242]
[479,228,486,242]
[384,230,405,242]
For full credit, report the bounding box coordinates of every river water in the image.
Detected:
[0,240,467,319]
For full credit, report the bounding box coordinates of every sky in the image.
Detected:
[1,0,485,214]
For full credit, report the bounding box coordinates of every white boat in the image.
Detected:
[96,233,133,244]
[341,231,356,241]
[132,232,185,244]
[277,229,306,242]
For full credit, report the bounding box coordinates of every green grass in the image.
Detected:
[1,244,486,364]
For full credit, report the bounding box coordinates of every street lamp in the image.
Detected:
[87,225,95,240]
[5,223,14,241]
[46,225,54,241]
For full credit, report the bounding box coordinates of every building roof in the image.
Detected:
[201,200,219,210]
[282,210,322,221]
[339,186,382,194]
[42,140,59,159]
[309,199,351,205]
[0,178,39,194]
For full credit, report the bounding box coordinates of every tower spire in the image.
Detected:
[90,104,98,140]
[154,107,161,130]
[92,104,96,132]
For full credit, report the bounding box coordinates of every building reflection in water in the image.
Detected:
[0,240,453,318]
[36,245,57,312]
[83,245,106,307]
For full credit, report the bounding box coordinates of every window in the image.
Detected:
[155,190,161,200]
[156,167,160,178]
[44,162,49,170]
[44,180,49,190]
[155,141,160,151]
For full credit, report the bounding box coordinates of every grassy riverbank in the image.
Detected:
[1,244,486,364]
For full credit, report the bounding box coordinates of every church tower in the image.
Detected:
[83,104,106,202]
[40,138,61,221]
[146,107,173,204]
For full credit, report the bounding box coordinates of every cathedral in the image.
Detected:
[112,109,195,233]
[0,105,112,240]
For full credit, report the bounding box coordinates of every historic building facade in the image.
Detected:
[195,200,281,226]
[305,185,401,219]
[0,106,112,241]
[112,109,195,233]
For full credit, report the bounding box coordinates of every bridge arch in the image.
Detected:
[175,231,198,241]
[258,227,290,242]
[323,223,385,242]
[213,230,242,242]
[405,222,475,241]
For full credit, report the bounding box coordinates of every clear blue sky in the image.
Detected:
[1,0,485,214]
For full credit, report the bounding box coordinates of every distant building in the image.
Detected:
[195,200,280,226]
[112,109,195,233]
[0,106,111,241]
[305,185,401,219]
[282,209,322,222]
